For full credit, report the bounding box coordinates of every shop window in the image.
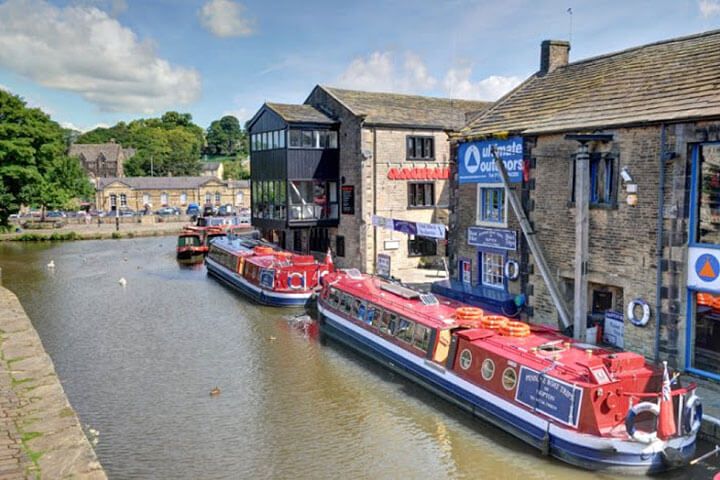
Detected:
[289,180,338,221]
[408,236,437,257]
[692,292,720,375]
[696,145,720,245]
[481,251,504,289]
[407,136,434,160]
[336,235,345,257]
[569,153,618,207]
[408,182,435,208]
[477,185,506,225]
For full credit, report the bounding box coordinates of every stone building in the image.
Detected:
[447,30,720,381]
[248,86,488,280]
[95,177,250,213]
[201,162,224,178]
[69,142,133,179]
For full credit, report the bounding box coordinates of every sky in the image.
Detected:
[0,0,718,131]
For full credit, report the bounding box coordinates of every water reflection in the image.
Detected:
[0,237,717,479]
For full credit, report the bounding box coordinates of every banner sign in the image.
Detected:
[515,366,583,427]
[458,137,524,184]
[377,254,391,278]
[688,246,720,293]
[468,227,517,251]
[341,186,355,215]
[603,311,624,349]
[393,220,417,235]
[371,215,393,229]
[260,269,275,289]
[416,222,446,239]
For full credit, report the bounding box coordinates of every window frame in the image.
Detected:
[480,250,506,290]
[408,182,436,208]
[568,152,619,208]
[476,184,508,227]
[408,236,437,257]
[406,135,435,161]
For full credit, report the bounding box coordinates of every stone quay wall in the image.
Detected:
[0,282,106,479]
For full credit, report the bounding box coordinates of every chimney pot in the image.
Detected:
[540,40,570,75]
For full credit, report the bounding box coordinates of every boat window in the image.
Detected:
[357,302,369,324]
[341,294,353,314]
[385,313,399,335]
[481,358,495,381]
[351,299,362,319]
[413,324,432,351]
[396,318,415,343]
[328,288,340,307]
[502,367,517,391]
[459,349,473,370]
[366,304,381,326]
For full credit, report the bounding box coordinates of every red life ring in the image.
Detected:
[288,272,305,290]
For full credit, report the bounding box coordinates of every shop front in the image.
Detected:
[687,142,720,381]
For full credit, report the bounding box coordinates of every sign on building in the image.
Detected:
[458,137,524,184]
[341,186,355,215]
[377,254,391,278]
[688,246,720,293]
[603,311,624,349]
[467,227,517,251]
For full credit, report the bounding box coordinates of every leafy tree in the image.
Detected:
[0,90,93,224]
[206,115,247,157]
[223,158,250,180]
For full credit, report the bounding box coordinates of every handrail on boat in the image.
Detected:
[620,382,697,398]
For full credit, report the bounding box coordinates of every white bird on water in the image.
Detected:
[47,260,55,269]
[118,277,127,287]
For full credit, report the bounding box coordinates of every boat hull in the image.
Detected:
[317,304,697,474]
[206,257,311,307]
[176,248,205,264]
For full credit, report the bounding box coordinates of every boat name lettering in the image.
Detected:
[515,366,583,428]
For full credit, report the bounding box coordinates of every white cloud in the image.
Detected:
[336,51,437,94]
[61,121,110,132]
[442,67,522,101]
[0,0,201,114]
[699,0,720,17]
[199,0,254,38]
[222,107,250,125]
[74,0,127,16]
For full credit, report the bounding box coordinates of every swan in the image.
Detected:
[118,278,127,287]
[47,260,55,268]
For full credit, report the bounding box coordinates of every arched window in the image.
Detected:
[215,192,221,204]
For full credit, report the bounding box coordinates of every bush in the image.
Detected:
[111,232,121,239]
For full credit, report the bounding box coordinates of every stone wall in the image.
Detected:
[0,285,105,479]
[95,183,249,212]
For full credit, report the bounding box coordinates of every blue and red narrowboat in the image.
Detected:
[316,269,701,474]
[206,236,331,307]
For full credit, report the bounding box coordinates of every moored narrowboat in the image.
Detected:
[206,236,331,307]
[176,231,205,264]
[316,269,701,474]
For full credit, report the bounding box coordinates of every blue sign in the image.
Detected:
[468,227,517,251]
[458,137,524,184]
[260,269,275,289]
[696,253,720,282]
[393,220,417,235]
[515,366,583,427]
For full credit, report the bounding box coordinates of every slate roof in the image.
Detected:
[201,162,221,171]
[97,176,225,190]
[318,86,491,130]
[69,143,124,162]
[227,180,250,188]
[265,103,336,124]
[463,29,720,137]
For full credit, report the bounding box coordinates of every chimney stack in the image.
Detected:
[540,40,570,75]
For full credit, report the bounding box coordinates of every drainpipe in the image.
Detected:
[372,126,378,274]
[654,124,667,363]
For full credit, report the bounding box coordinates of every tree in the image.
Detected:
[0,90,93,225]
[206,115,247,157]
[223,159,250,180]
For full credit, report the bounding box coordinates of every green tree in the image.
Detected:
[206,115,247,157]
[0,90,93,225]
[222,159,250,180]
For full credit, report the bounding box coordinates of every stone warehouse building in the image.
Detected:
[448,30,720,381]
[248,85,488,279]
[95,177,250,213]
[69,142,134,179]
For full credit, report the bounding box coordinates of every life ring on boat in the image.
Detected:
[504,260,520,281]
[625,401,660,444]
[456,307,484,319]
[500,321,530,337]
[627,299,651,327]
[254,246,274,255]
[682,393,703,435]
[481,315,508,330]
[288,272,306,290]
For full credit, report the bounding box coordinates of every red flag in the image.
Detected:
[658,361,677,440]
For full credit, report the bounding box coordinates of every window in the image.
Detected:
[215,192,221,204]
[693,292,720,375]
[413,324,432,351]
[109,194,117,208]
[288,129,338,149]
[336,236,345,257]
[288,180,338,221]
[481,252,504,289]
[309,227,330,253]
[502,367,518,391]
[279,130,286,148]
[477,186,506,225]
[407,136,434,160]
[142,193,150,206]
[289,129,301,147]
[697,145,720,244]
[119,193,127,207]
[459,349,472,370]
[408,182,435,208]
[570,153,618,207]
[408,236,437,257]
[396,318,415,343]
[293,230,303,252]
[205,193,211,204]
[180,192,187,205]
[481,358,495,380]
[235,192,243,206]
[366,304,381,326]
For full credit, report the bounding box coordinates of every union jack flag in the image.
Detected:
[662,361,672,402]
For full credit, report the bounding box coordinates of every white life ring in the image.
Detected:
[504,259,520,281]
[625,401,660,444]
[288,272,306,290]
[627,299,651,326]
[682,393,702,435]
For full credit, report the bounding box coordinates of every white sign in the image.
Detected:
[603,311,624,349]
[384,240,400,250]
[416,222,446,239]
[688,246,720,293]
[377,254,391,278]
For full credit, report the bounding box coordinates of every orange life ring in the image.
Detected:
[253,246,274,255]
[481,315,508,330]
[500,321,531,337]
[455,307,484,319]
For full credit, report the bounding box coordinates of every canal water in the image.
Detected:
[0,237,718,480]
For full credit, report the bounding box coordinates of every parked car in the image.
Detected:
[46,210,66,218]
[155,206,180,216]
[116,208,135,217]
[203,205,217,217]
[186,203,200,216]
[218,204,236,216]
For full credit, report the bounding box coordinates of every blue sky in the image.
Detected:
[0,0,718,131]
